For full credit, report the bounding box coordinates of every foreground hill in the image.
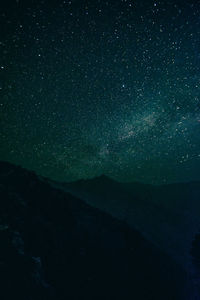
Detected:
[54,176,200,282]
[0,161,188,299]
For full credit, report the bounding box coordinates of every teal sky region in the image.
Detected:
[1,0,200,184]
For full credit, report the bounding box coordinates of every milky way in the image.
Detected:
[1,0,200,183]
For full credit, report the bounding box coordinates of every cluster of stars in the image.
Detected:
[0,0,200,184]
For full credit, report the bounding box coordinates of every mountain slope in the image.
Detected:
[56,176,200,273]
[0,161,188,300]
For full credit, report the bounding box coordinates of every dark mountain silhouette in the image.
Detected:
[53,175,200,283]
[0,161,188,300]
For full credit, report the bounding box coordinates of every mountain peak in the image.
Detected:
[86,174,119,185]
[94,174,113,181]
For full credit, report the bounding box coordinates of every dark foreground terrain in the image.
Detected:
[0,161,188,299]
[62,175,200,272]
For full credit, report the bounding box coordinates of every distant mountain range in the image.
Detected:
[51,175,200,276]
[0,160,191,299]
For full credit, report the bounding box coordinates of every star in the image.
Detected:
[0,0,200,184]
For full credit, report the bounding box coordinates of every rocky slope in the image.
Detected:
[0,161,188,299]
[60,175,200,272]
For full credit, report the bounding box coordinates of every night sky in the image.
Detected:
[1,0,200,184]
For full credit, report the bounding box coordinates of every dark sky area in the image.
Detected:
[1,0,200,184]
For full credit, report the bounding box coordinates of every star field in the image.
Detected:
[1,0,200,184]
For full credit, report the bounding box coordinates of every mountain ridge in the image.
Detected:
[53,171,200,277]
[0,160,190,299]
